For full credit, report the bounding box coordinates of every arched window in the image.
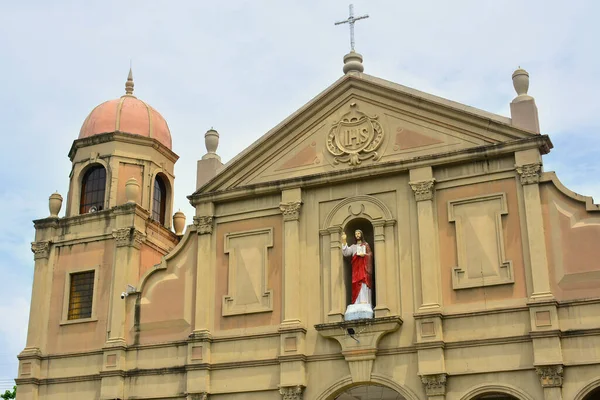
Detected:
[152,175,167,225]
[80,165,106,214]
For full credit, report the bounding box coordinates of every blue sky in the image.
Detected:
[0,0,599,389]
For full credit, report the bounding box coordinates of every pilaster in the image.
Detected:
[326,226,344,322]
[186,333,212,398]
[372,220,390,317]
[279,188,303,328]
[107,225,145,345]
[24,240,54,354]
[409,167,442,311]
[536,365,563,400]
[193,201,216,335]
[99,343,126,399]
[515,149,553,302]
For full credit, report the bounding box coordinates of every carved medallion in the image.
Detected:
[327,103,384,166]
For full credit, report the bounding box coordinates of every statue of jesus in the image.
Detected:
[341,229,373,319]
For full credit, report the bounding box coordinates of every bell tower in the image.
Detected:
[18,70,183,400]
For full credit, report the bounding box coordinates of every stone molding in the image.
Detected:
[409,179,435,202]
[31,241,51,260]
[193,216,214,235]
[280,385,305,400]
[536,364,563,388]
[112,228,145,249]
[279,201,302,221]
[420,373,447,396]
[516,162,541,185]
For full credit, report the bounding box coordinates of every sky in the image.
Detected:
[0,0,599,390]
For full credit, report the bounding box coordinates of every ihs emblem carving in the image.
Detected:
[327,102,384,166]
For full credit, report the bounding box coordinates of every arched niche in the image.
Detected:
[343,217,376,308]
[320,195,397,322]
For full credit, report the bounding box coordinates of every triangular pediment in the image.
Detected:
[197,73,535,194]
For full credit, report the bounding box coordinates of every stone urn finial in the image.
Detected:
[202,128,221,162]
[173,210,186,236]
[512,67,533,102]
[125,177,140,204]
[49,192,63,217]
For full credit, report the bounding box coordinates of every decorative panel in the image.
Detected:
[222,228,274,316]
[448,193,513,289]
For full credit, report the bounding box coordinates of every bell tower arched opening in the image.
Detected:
[343,217,375,309]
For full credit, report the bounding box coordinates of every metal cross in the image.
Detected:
[335,4,369,51]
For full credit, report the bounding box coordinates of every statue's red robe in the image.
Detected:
[351,242,373,303]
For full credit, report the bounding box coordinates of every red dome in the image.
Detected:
[78,71,172,149]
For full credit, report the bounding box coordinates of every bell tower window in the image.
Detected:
[80,165,106,214]
[152,176,167,225]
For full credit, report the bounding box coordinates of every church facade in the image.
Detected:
[16,53,600,400]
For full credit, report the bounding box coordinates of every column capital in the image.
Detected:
[31,241,51,260]
[420,373,447,397]
[516,162,542,185]
[279,385,305,400]
[112,228,146,249]
[279,201,302,221]
[187,393,208,400]
[536,364,563,388]
[410,179,436,202]
[193,216,214,235]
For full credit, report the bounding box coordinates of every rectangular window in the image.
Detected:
[68,271,95,320]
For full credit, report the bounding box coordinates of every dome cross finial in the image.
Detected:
[125,67,135,96]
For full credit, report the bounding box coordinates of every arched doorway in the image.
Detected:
[473,394,519,399]
[335,384,406,400]
[582,386,600,400]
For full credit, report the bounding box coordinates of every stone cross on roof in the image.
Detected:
[335,4,369,51]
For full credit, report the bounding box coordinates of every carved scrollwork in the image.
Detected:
[31,241,50,260]
[409,179,436,202]
[279,385,304,400]
[279,201,302,221]
[516,162,541,185]
[113,228,131,247]
[112,228,145,248]
[132,229,146,249]
[326,103,384,166]
[536,364,563,388]
[420,373,447,396]
[188,393,208,400]
[193,216,214,235]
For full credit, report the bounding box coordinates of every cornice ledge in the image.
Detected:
[530,329,562,339]
[414,341,445,350]
[277,354,307,363]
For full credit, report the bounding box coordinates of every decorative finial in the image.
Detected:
[342,51,364,74]
[125,67,135,96]
[512,67,533,102]
[202,128,221,162]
